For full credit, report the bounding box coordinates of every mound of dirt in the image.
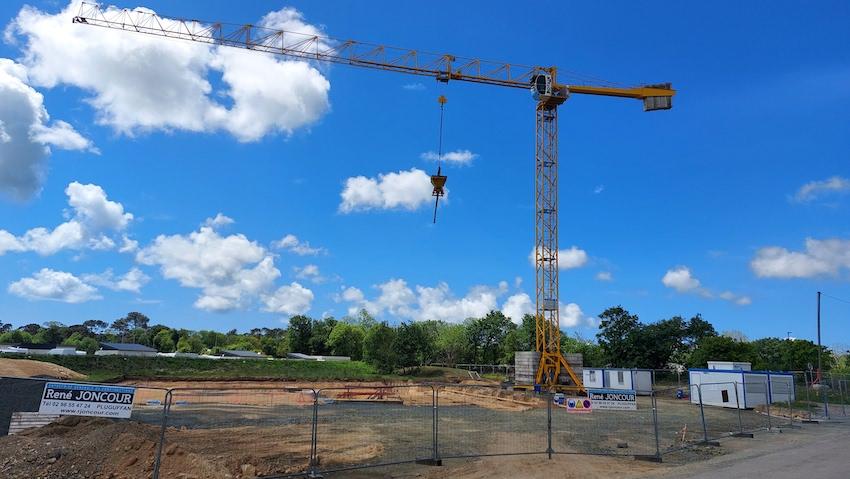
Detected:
[0,358,85,380]
[0,415,383,479]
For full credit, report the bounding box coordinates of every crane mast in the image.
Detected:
[72,2,675,390]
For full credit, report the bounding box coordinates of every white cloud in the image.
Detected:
[339,278,591,327]
[561,302,595,328]
[0,58,94,199]
[8,2,330,143]
[593,185,605,194]
[8,268,101,303]
[792,176,850,203]
[421,149,478,166]
[82,267,150,293]
[0,181,132,255]
[529,246,588,270]
[136,219,281,312]
[339,168,435,213]
[662,266,750,306]
[595,271,613,282]
[751,238,850,279]
[262,282,314,316]
[272,234,326,255]
[118,235,139,253]
[662,266,703,293]
[502,293,534,325]
[402,83,426,91]
[204,213,234,228]
[294,264,325,284]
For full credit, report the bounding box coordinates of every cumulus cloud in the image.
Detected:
[595,271,613,282]
[8,268,101,303]
[751,237,850,279]
[502,293,534,324]
[662,266,751,306]
[82,267,150,293]
[204,213,234,228]
[0,58,95,199]
[7,1,330,143]
[402,83,426,91]
[136,218,281,312]
[272,234,326,256]
[262,282,314,315]
[792,176,850,203]
[339,168,435,213]
[339,278,592,327]
[529,246,588,270]
[0,181,132,256]
[421,149,478,166]
[294,264,325,284]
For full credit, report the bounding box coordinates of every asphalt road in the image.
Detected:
[660,419,850,479]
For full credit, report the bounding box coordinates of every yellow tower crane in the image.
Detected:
[72,2,675,390]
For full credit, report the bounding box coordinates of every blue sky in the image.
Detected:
[0,1,848,346]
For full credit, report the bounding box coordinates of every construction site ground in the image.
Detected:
[1,374,823,479]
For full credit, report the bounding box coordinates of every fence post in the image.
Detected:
[765,384,773,430]
[696,385,709,444]
[547,392,553,459]
[433,386,441,465]
[152,389,172,479]
[731,382,749,438]
[652,391,661,460]
[822,381,830,419]
[841,380,847,417]
[309,389,321,478]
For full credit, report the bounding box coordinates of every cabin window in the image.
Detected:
[588,370,596,382]
[721,390,730,403]
[617,371,625,384]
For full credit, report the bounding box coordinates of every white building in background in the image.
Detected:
[581,368,653,395]
[689,362,795,409]
[707,361,752,371]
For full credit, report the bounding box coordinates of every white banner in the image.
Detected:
[38,382,136,419]
[587,389,637,411]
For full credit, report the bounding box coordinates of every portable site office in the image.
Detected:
[582,368,653,395]
[688,368,795,409]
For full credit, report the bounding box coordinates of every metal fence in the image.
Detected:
[0,376,836,478]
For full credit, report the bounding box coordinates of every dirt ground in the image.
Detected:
[126,379,536,411]
[0,358,84,379]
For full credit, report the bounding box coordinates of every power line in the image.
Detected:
[821,292,850,306]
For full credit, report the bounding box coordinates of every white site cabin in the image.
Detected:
[689,361,795,409]
[582,368,653,395]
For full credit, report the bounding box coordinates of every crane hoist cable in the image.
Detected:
[430,95,448,223]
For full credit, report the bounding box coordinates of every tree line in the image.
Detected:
[0,305,839,375]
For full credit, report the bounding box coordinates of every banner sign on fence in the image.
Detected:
[588,389,637,411]
[38,382,136,418]
[566,397,592,414]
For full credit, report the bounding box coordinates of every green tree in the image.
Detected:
[309,318,337,355]
[176,334,205,354]
[750,338,833,371]
[434,323,469,365]
[152,329,176,352]
[327,322,365,360]
[395,322,437,368]
[561,334,605,367]
[0,330,33,345]
[287,315,313,354]
[363,322,397,373]
[596,306,641,366]
[466,311,513,364]
[688,336,754,368]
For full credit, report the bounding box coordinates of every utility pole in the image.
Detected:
[817,291,822,381]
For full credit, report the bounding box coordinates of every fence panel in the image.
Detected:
[313,385,435,473]
[551,389,656,457]
[161,387,315,478]
[653,385,707,453]
[696,382,749,440]
[436,384,548,458]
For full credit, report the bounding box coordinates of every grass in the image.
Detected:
[3,354,382,382]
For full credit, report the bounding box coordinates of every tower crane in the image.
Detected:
[72,2,675,390]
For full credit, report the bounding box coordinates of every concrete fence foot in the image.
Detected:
[731,432,754,438]
[634,455,662,463]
